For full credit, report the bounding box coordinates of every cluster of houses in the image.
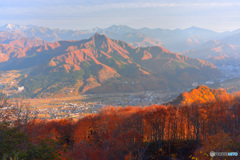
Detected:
[192,81,215,87]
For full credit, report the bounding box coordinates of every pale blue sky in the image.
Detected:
[0,0,240,32]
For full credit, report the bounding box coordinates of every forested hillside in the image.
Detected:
[1,92,239,159]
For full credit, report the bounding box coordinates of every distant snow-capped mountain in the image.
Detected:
[0,24,239,53]
[0,24,39,31]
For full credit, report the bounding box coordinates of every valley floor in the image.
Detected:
[18,89,187,119]
[1,64,240,120]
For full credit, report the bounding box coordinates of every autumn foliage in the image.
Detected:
[1,93,240,159]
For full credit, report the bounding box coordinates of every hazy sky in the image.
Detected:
[1,0,240,32]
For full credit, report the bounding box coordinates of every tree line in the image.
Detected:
[0,92,239,159]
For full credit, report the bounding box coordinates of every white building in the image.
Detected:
[192,82,198,87]
[206,81,214,85]
[18,86,24,92]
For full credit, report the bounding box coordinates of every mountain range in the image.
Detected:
[181,40,240,65]
[0,31,47,48]
[1,24,240,66]
[1,24,239,51]
[0,33,222,97]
